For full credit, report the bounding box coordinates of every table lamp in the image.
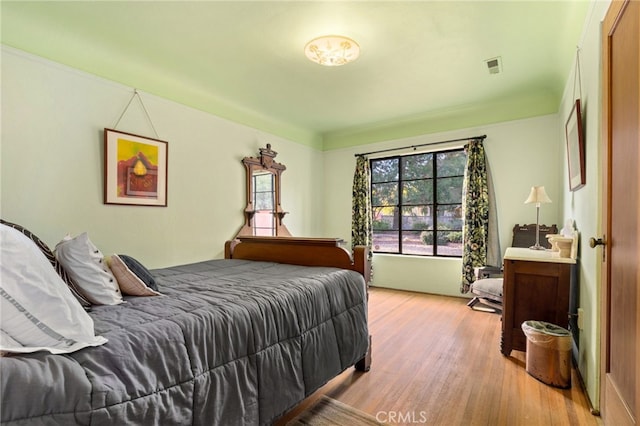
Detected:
[524,186,552,250]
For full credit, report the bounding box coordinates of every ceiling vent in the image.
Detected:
[485,57,502,74]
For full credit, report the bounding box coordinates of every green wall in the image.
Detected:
[0,47,325,268]
[557,0,611,411]
[322,114,564,296]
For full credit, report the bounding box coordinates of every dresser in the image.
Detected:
[501,247,576,356]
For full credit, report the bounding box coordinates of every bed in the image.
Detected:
[0,229,371,426]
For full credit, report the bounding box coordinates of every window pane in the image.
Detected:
[254,191,274,210]
[402,153,432,179]
[254,173,273,191]
[402,179,433,204]
[373,206,399,231]
[436,231,463,256]
[372,182,398,206]
[437,205,463,230]
[437,176,464,203]
[403,231,434,256]
[401,206,432,230]
[372,158,399,183]
[437,151,466,177]
[373,231,399,253]
[254,173,274,210]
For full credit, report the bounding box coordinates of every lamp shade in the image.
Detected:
[524,186,552,204]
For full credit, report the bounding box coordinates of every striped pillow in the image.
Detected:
[1,224,107,354]
[107,255,160,297]
[118,255,157,291]
[0,220,92,308]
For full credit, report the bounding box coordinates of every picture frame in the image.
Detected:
[565,99,585,191]
[104,128,168,206]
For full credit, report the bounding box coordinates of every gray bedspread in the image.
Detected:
[0,259,368,425]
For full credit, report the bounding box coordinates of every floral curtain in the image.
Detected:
[461,139,489,293]
[485,160,502,268]
[352,156,373,263]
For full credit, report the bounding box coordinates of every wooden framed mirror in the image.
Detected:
[236,144,291,237]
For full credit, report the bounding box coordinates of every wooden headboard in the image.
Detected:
[224,236,370,283]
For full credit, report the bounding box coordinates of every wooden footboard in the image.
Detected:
[224,236,372,371]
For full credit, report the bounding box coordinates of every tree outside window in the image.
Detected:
[370,148,466,256]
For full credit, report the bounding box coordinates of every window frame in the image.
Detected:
[370,147,466,257]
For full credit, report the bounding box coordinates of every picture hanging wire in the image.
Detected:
[354,135,486,157]
[113,89,160,139]
[572,46,583,102]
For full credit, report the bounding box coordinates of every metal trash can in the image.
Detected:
[521,321,572,388]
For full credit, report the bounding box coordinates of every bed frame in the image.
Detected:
[225,236,372,371]
[225,236,371,283]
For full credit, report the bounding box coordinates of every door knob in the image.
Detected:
[589,237,606,248]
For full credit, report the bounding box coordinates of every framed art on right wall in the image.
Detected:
[565,99,585,191]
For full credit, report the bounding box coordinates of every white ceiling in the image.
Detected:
[1,1,591,149]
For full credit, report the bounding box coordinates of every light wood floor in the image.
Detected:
[276,287,602,426]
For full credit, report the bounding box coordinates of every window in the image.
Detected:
[370,148,466,257]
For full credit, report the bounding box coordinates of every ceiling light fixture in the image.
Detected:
[304,35,360,66]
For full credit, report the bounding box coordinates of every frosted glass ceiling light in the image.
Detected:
[304,35,360,66]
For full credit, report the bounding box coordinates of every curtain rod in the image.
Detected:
[354,134,486,157]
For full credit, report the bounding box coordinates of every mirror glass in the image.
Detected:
[236,144,290,237]
[252,171,275,236]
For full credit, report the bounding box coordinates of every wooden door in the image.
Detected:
[600,1,640,424]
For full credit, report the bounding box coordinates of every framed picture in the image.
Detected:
[104,129,168,206]
[565,99,585,191]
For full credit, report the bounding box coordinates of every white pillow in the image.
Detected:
[0,224,107,354]
[54,233,123,305]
